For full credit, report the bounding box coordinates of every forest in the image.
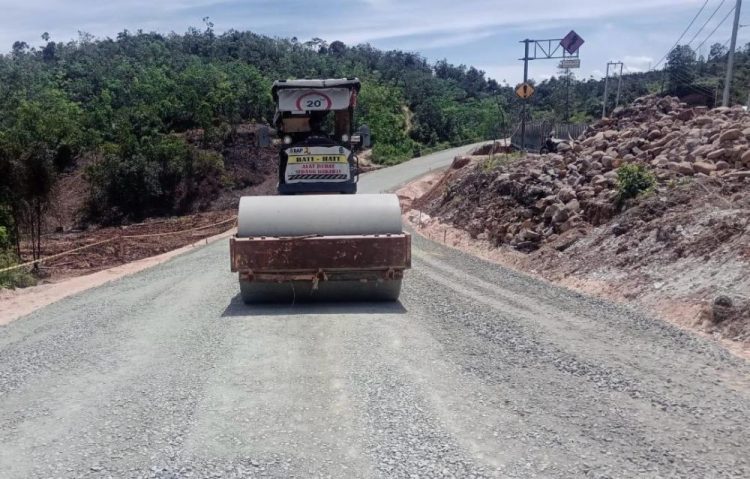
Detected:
[1,22,749,277]
[0,25,509,273]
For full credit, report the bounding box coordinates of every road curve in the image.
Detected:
[1,145,749,478]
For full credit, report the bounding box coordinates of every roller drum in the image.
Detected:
[237,194,402,237]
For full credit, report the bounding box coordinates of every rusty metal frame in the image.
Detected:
[230,234,411,282]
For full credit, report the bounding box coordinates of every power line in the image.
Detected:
[695,5,737,52]
[664,63,721,96]
[662,60,719,93]
[653,0,711,69]
[686,0,727,46]
[668,71,717,95]
[667,68,715,90]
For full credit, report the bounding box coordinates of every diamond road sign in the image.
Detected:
[560,30,584,55]
[515,82,535,99]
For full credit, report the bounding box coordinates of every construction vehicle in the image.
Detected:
[539,131,571,154]
[229,78,411,303]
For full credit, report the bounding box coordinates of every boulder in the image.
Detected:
[675,162,695,175]
[693,161,716,175]
[552,208,570,225]
[592,175,609,187]
[564,199,581,214]
[719,129,742,143]
[543,203,562,220]
[707,148,727,160]
[715,160,731,171]
[676,109,695,121]
[557,188,577,203]
[710,295,735,323]
[647,129,662,141]
[603,130,618,140]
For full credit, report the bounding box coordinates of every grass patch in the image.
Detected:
[0,252,37,289]
[616,163,655,203]
[481,151,524,171]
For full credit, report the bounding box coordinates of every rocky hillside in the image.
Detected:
[410,95,750,346]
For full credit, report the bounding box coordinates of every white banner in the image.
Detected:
[285,146,351,183]
[277,88,353,112]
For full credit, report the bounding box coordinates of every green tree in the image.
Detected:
[0,88,83,260]
[666,45,697,95]
[356,81,415,164]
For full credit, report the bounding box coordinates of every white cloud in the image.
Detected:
[379,28,500,50]
[307,0,706,44]
[623,55,654,73]
[0,0,713,84]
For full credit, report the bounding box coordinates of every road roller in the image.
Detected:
[229,78,411,303]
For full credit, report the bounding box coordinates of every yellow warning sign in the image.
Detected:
[515,82,535,99]
[288,155,348,164]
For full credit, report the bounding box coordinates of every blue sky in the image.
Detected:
[0,0,746,83]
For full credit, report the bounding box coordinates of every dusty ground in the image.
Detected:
[15,210,237,281]
[0,227,236,326]
[2,146,749,478]
[399,163,750,358]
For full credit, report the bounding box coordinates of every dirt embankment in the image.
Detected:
[7,124,379,287]
[6,123,277,285]
[401,95,750,352]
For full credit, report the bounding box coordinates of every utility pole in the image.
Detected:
[521,39,530,151]
[602,64,610,119]
[614,62,624,110]
[722,0,742,106]
[565,67,571,123]
[602,61,624,118]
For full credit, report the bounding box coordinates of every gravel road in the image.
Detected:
[1,144,749,478]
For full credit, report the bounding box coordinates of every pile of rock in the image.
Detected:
[426,95,750,252]
[587,95,750,178]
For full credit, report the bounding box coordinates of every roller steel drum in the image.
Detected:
[237,194,402,237]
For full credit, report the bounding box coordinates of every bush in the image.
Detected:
[85,135,226,223]
[616,163,655,202]
[0,226,8,249]
[371,142,414,165]
[0,250,37,289]
[192,150,225,180]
